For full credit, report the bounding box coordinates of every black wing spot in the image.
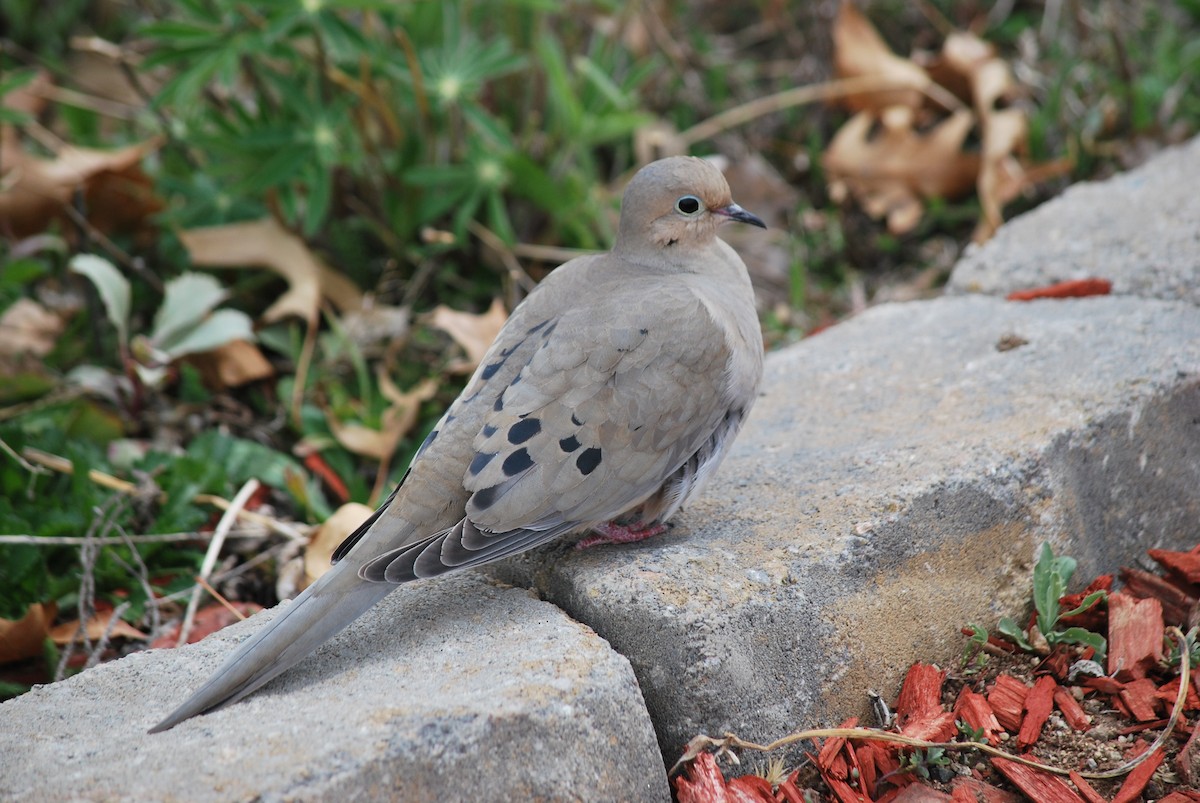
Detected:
[493,394,505,412]
[502,447,534,476]
[541,322,557,339]
[417,428,438,455]
[508,418,541,444]
[527,319,550,334]
[559,435,580,453]
[576,447,602,476]
[472,485,498,509]
[639,328,648,335]
[481,361,504,380]
[571,413,583,426]
[481,423,498,438]
[469,451,496,476]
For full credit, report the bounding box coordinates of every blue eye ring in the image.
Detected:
[675,195,703,216]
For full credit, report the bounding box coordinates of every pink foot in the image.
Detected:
[575,521,669,550]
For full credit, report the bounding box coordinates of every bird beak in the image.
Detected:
[713,203,767,229]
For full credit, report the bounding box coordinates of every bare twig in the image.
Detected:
[0,529,271,545]
[176,479,260,646]
[0,436,49,476]
[467,220,538,308]
[677,75,966,149]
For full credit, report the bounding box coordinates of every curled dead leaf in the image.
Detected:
[428,298,508,373]
[303,502,374,587]
[49,609,146,646]
[0,602,57,664]
[0,298,64,357]
[824,108,980,234]
[0,136,162,239]
[178,218,364,324]
[185,338,275,390]
[832,1,930,113]
[327,376,438,462]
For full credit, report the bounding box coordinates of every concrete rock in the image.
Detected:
[0,573,668,802]
[948,136,1200,302]
[492,294,1200,759]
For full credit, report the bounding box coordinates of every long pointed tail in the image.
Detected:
[149,562,393,733]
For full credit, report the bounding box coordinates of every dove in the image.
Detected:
[150,155,766,733]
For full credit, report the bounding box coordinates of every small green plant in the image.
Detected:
[998,543,1107,661]
[961,622,990,675]
[956,720,987,744]
[896,747,952,781]
[1164,625,1199,670]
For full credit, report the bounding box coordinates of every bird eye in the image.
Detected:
[675,195,702,216]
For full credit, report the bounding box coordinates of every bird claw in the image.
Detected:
[575,521,669,550]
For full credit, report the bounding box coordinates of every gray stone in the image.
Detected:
[948,136,1200,302]
[0,572,669,802]
[492,294,1200,760]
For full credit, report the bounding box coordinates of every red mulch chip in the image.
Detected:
[1006,278,1112,300]
[1017,675,1057,749]
[1067,770,1107,803]
[954,686,1003,745]
[991,756,1086,803]
[1052,686,1092,731]
[1111,744,1165,803]
[988,674,1029,733]
[1107,592,1165,680]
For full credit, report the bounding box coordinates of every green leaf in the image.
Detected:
[151,272,229,348]
[997,617,1033,651]
[69,254,130,347]
[1051,627,1107,663]
[1059,589,1107,620]
[161,309,255,359]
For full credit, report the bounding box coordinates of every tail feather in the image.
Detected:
[149,562,393,733]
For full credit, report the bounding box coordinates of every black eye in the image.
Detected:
[675,195,702,215]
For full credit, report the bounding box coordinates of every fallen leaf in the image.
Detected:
[328,376,438,462]
[150,602,263,648]
[832,0,930,113]
[303,502,373,586]
[0,602,57,664]
[179,218,364,324]
[49,609,146,646]
[0,134,161,239]
[186,339,275,389]
[824,107,980,234]
[0,298,64,357]
[428,297,508,372]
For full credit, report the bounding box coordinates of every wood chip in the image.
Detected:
[1067,771,1107,803]
[1107,592,1164,680]
[1119,566,1198,626]
[988,674,1029,733]
[1148,548,1200,584]
[991,756,1086,803]
[949,776,1021,802]
[1053,686,1092,731]
[955,686,1003,744]
[896,663,947,722]
[1119,677,1163,722]
[1017,675,1057,749]
[1111,743,1164,803]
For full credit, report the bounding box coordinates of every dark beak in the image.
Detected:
[713,203,767,230]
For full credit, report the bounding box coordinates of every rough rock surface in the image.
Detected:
[493,294,1200,758]
[3,138,1198,800]
[0,573,669,802]
[948,137,1200,303]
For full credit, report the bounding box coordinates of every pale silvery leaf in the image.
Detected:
[69,254,130,346]
[162,309,255,359]
[152,272,228,348]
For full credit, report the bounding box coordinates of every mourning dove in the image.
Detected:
[151,156,766,732]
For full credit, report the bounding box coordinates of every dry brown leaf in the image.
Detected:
[824,107,980,234]
[303,502,373,587]
[0,136,162,239]
[832,1,930,113]
[428,297,508,373]
[327,376,437,462]
[49,609,146,646]
[178,218,364,324]
[0,298,64,357]
[185,338,274,389]
[0,602,56,664]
